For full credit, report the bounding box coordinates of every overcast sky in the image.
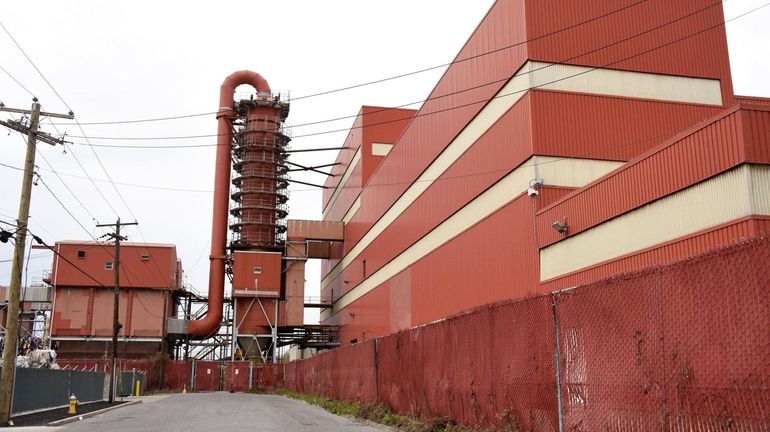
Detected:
[1,1,769,324]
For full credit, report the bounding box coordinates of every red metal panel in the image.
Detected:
[323,95,533,303]
[349,0,528,258]
[322,111,364,208]
[194,360,220,392]
[530,90,724,161]
[52,288,166,341]
[525,0,734,103]
[51,242,178,290]
[231,251,281,295]
[224,361,251,392]
[336,284,391,346]
[324,161,363,224]
[254,363,284,391]
[360,106,416,185]
[537,186,578,210]
[536,108,744,248]
[164,360,192,391]
[409,196,539,326]
[738,107,770,164]
[539,216,770,292]
[327,195,540,342]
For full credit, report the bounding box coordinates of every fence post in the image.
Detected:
[191,360,196,392]
[248,362,253,391]
[552,293,565,432]
[374,339,379,403]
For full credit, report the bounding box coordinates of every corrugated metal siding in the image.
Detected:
[329,195,540,337]
[536,109,744,248]
[752,165,770,214]
[539,217,768,293]
[524,0,734,103]
[353,0,529,259]
[537,186,578,210]
[530,90,724,161]
[409,196,539,326]
[330,96,534,301]
[360,106,416,185]
[740,108,770,163]
[321,112,363,212]
[540,166,754,280]
[336,283,391,345]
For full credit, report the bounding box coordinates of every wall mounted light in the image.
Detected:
[527,178,544,197]
[552,220,569,234]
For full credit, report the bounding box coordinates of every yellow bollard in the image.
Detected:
[68,394,79,415]
[134,381,141,397]
[182,384,187,394]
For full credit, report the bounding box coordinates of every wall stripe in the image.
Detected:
[372,143,394,157]
[321,60,720,290]
[527,61,723,106]
[540,164,770,281]
[325,156,622,316]
[322,147,361,220]
[342,196,361,225]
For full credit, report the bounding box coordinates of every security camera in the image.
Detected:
[527,187,539,197]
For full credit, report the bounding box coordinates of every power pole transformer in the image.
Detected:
[96,219,138,404]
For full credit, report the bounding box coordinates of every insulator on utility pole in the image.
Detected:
[95,219,138,404]
[0,99,73,426]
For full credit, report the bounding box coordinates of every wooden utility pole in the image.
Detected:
[0,99,73,425]
[96,219,137,403]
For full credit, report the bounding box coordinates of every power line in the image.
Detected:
[0,64,35,98]
[61,0,738,146]
[0,18,133,221]
[1,128,685,196]
[45,0,651,128]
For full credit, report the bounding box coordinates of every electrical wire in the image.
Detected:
[0,18,172,285]
[43,0,650,127]
[1,128,686,196]
[0,19,129,220]
[0,64,35,98]
[61,0,745,146]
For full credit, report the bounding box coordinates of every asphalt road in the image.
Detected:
[48,393,385,432]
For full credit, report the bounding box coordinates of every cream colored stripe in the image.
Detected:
[325,157,622,316]
[322,147,361,220]
[527,61,723,105]
[342,196,361,225]
[372,143,394,157]
[321,66,534,288]
[540,165,770,281]
[322,60,716,290]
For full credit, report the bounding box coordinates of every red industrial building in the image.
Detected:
[315,0,770,345]
[47,241,182,359]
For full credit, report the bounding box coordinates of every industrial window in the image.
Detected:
[77,250,86,259]
[253,266,262,275]
[105,262,113,270]
[141,253,150,261]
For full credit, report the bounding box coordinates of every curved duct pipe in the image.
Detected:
[172,71,272,338]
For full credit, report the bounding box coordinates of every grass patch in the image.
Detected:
[276,389,469,432]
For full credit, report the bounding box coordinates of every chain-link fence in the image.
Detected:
[274,238,769,431]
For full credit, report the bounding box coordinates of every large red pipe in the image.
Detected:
[187,70,272,337]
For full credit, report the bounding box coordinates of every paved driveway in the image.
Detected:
[53,393,384,432]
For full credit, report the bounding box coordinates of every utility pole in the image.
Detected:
[96,219,137,403]
[0,99,73,425]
